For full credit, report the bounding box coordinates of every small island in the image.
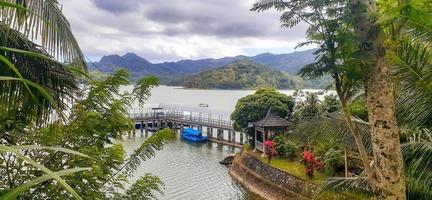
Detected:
[176,60,305,89]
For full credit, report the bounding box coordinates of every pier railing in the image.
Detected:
[129,106,248,147]
[129,108,233,129]
[255,141,263,152]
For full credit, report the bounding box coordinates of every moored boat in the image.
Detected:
[182,128,208,142]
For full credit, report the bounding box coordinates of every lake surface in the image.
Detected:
[119,131,258,200]
[120,86,332,199]
[128,85,333,115]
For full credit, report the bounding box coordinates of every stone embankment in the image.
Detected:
[229,151,317,200]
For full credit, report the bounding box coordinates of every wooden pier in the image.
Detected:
[130,107,247,147]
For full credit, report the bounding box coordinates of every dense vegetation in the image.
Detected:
[231,88,295,131]
[0,1,171,199]
[92,51,333,89]
[178,60,304,89]
[90,49,316,83]
[252,0,432,199]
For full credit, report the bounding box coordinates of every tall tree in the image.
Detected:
[251,0,407,198]
[349,1,405,198]
[231,88,295,131]
[250,0,374,185]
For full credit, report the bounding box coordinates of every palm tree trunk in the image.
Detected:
[336,88,374,183]
[350,0,406,199]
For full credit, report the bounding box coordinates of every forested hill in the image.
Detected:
[177,60,305,89]
[88,49,316,83]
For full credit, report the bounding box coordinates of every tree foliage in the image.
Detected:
[0,1,170,199]
[0,70,168,199]
[231,88,295,131]
[252,0,432,198]
[117,174,164,200]
[181,60,304,89]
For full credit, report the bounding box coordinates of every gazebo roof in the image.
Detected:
[253,109,292,128]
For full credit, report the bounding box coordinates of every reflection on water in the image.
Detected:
[118,131,261,200]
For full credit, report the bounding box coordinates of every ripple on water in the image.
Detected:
[119,132,255,200]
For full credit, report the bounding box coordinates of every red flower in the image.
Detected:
[303,150,316,163]
[264,140,275,150]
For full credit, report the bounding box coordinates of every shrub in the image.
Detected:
[283,139,298,160]
[323,148,344,176]
[273,135,298,160]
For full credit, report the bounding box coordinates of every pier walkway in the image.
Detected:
[130,105,247,147]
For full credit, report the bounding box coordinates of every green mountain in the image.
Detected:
[89,49,317,83]
[177,60,305,89]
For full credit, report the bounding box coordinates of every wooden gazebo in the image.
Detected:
[253,109,292,154]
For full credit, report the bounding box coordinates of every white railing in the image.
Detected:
[129,108,233,127]
[255,141,263,151]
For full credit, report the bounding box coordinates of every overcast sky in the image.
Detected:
[59,0,309,63]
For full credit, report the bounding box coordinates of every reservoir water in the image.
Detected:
[119,132,254,200]
[120,86,332,199]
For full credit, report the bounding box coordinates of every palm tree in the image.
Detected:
[251,0,381,193]
[0,1,90,199]
[0,2,172,199]
[252,0,432,198]
[295,16,432,200]
[0,0,86,124]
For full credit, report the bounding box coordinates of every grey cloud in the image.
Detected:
[88,0,305,39]
[60,0,308,61]
[93,0,139,13]
[141,0,281,38]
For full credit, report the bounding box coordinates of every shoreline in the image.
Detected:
[229,151,316,200]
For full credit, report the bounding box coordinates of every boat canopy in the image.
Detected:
[183,128,202,135]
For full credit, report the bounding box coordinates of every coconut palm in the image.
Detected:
[0,0,85,124]
[0,1,89,199]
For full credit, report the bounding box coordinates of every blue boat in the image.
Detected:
[182,128,209,142]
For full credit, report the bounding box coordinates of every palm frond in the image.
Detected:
[398,1,432,47]
[0,25,78,124]
[2,167,91,200]
[406,177,432,200]
[292,112,372,153]
[12,145,91,158]
[0,0,85,67]
[315,141,432,199]
[314,177,374,199]
[0,145,89,200]
[394,41,432,129]
[401,142,432,189]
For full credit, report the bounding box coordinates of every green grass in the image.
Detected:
[255,153,328,185]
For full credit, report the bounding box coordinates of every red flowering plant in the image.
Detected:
[264,140,278,163]
[302,147,317,178]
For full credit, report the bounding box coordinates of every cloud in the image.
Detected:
[92,0,138,13]
[59,0,309,62]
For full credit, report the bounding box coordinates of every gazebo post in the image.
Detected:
[254,128,257,152]
[262,129,266,157]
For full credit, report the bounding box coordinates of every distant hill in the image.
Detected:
[88,49,317,83]
[176,60,305,89]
